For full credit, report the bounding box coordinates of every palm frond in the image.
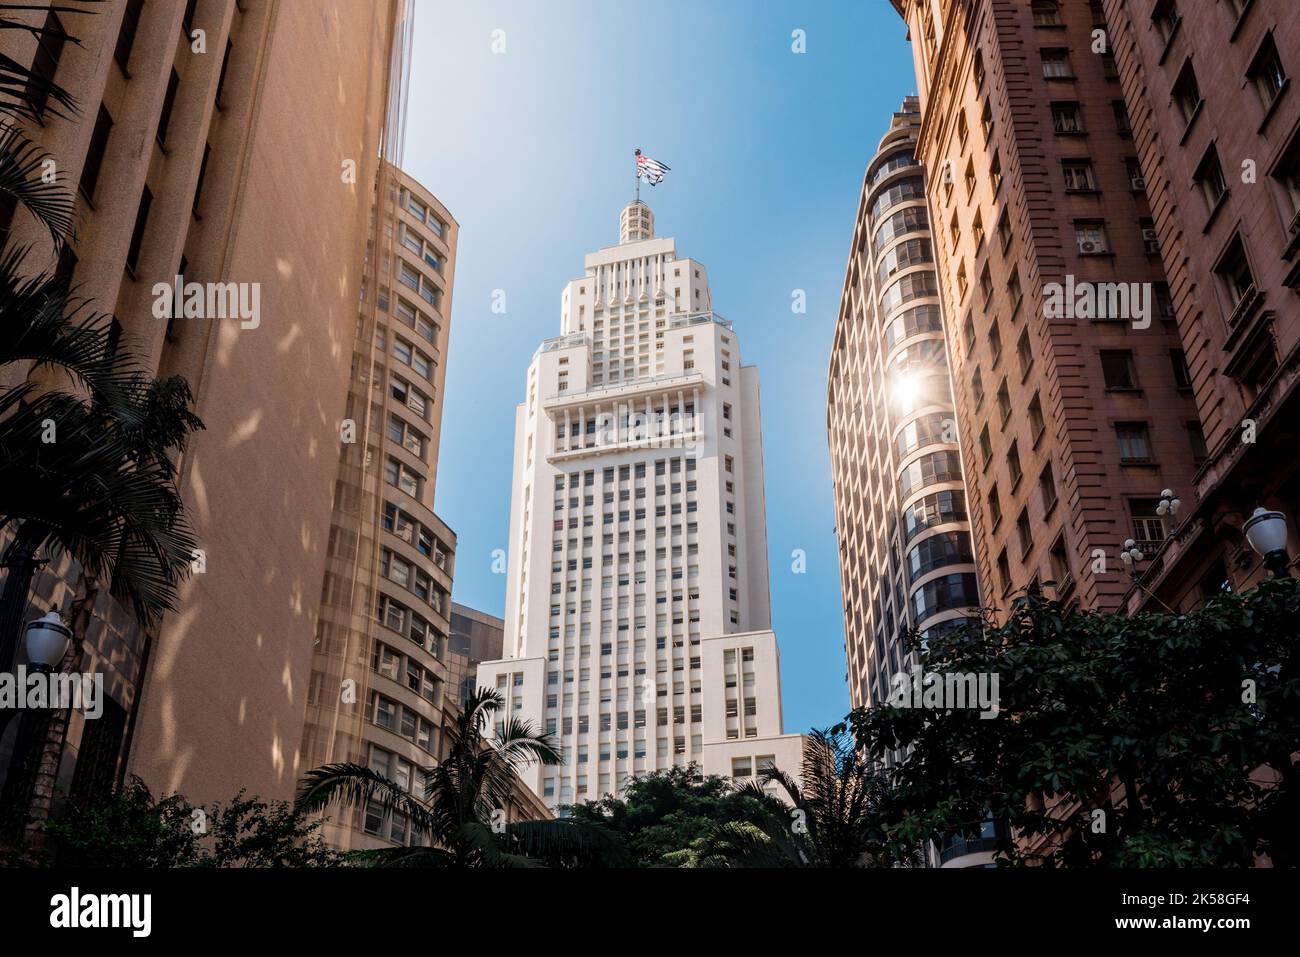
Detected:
[294,762,438,838]
[0,122,74,243]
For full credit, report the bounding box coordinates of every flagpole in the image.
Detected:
[634,148,640,204]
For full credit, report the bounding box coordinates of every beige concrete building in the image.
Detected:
[477,200,803,812]
[829,97,980,716]
[890,0,1202,614]
[0,0,405,810]
[297,164,465,851]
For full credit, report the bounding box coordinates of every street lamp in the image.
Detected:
[1119,538,1145,573]
[1156,489,1181,520]
[23,611,71,674]
[1244,507,1291,578]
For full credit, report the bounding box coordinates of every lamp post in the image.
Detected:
[23,611,72,674]
[1119,538,1145,576]
[1244,507,1292,578]
[0,611,73,839]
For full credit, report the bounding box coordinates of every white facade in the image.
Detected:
[477,201,802,812]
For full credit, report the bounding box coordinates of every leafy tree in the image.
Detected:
[656,730,922,868]
[566,763,778,867]
[297,687,627,867]
[851,581,1300,867]
[39,777,343,867]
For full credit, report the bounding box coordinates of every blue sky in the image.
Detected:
[405,0,915,735]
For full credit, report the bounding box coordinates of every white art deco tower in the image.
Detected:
[477,200,802,812]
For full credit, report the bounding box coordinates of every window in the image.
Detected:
[1215,235,1255,318]
[1195,146,1228,215]
[978,424,993,466]
[1032,1,1061,27]
[1113,100,1132,137]
[1049,536,1073,594]
[1007,440,1023,487]
[1153,0,1181,48]
[1028,392,1046,443]
[997,549,1012,593]
[157,70,180,148]
[27,10,67,119]
[1171,60,1202,128]
[1100,350,1138,390]
[997,210,1012,250]
[1051,102,1083,134]
[1041,49,1072,79]
[215,39,233,110]
[1187,421,1209,463]
[996,379,1011,423]
[1017,509,1033,555]
[114,0,144,74]
[1129,499,1167,551]
[1274,133,1300,225]
[1073,222,1108,255]
[78,104,112,202]
[193,143,211,216]
[1248,34,1287,112]
[988,484,1002,527]
[907,532,974,583]
[1034,462,1058,520]
[1116,423,1152,463]
[1062,160,1095,191]
[125,185,152,275]
[912,573,979,620]
[1017,329,1033,378]
[1170,349,1192,390]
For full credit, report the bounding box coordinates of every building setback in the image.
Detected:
[0,0,403,810]
[476,200,802,812]
[828,97,979,715]
[1100,0,1300,609]
[448,603,506,707]
[890,0,1202,614]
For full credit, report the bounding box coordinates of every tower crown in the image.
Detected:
[619,200,654,243]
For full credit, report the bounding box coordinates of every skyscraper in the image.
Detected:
[828,98,979,715]
[476,199,802,812]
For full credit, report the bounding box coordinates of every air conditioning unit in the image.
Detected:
[1131,175,1146,190]
[1078,240,1099,254]
[1142,228,1160,255]
[942,161,954,185]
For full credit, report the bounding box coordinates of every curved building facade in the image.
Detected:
[298,163,467,850]
[828,98,979,715]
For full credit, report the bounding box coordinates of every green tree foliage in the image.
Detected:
[39,778,342,867]
[566,763,779,867]
[851,581,1300,867]
[297,687,627,867]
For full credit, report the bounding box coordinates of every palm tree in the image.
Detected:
[297,687,628,867]
[679,726,920,868]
